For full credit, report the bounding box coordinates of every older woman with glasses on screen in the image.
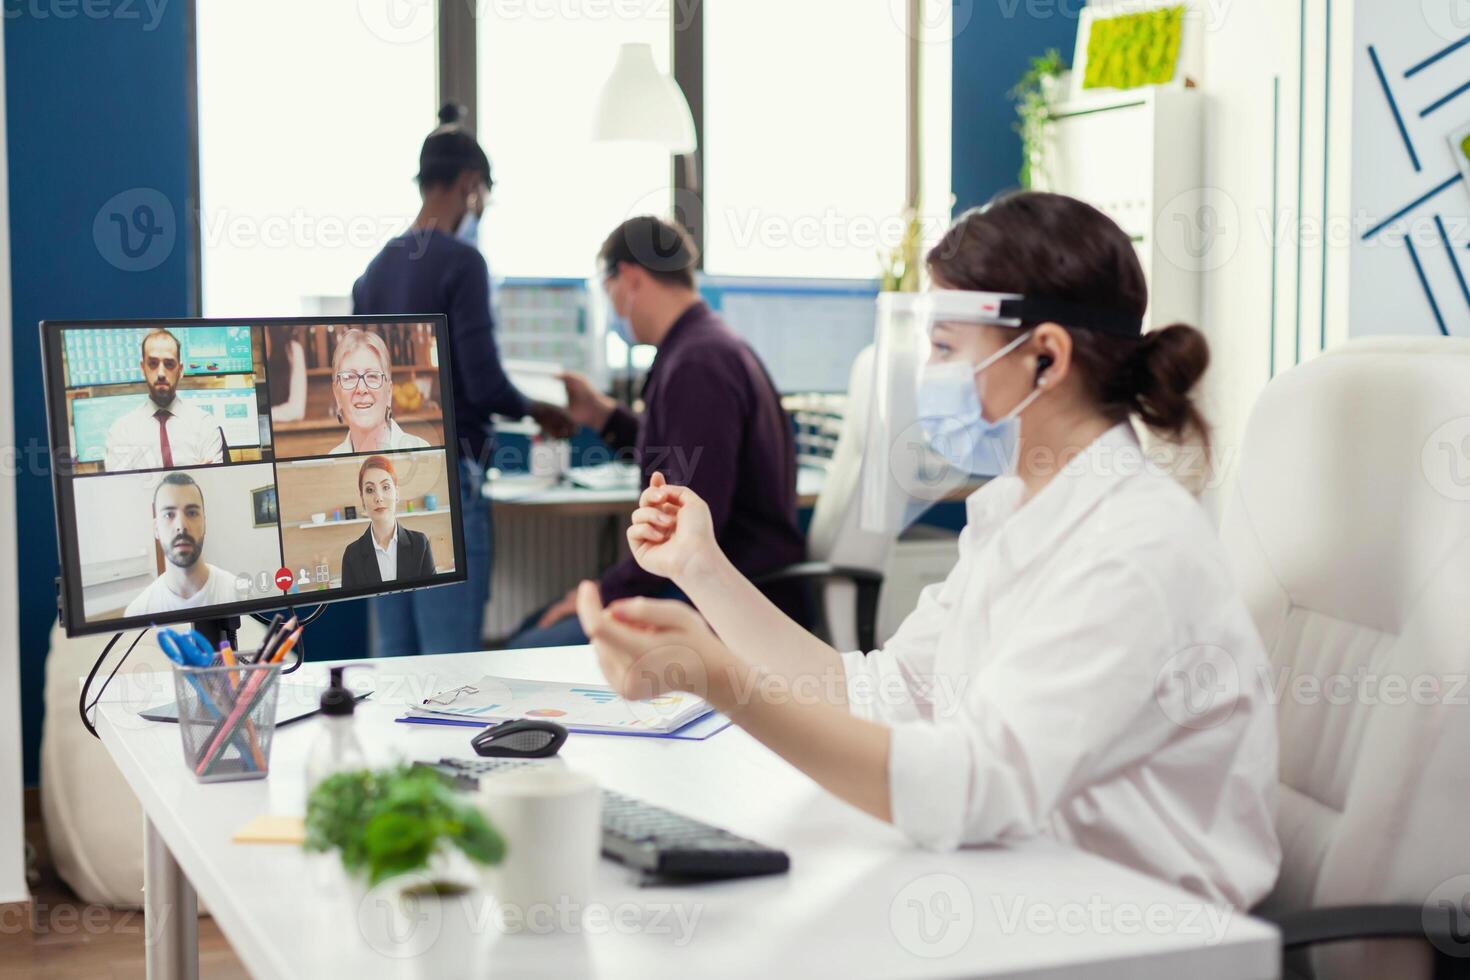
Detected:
[328,328,430,454]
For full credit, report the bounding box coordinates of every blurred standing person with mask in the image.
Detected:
[352,104,575,657]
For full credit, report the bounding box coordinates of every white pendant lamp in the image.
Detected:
[591,42,697,154]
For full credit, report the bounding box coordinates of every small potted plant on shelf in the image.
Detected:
[1010,48,1068,189]
[305,766,505,975]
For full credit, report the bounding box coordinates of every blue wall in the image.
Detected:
[7,8,195,785]
[5,8,366,785]
[950,1,1081,213]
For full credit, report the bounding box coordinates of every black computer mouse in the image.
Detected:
[471,718,568,758]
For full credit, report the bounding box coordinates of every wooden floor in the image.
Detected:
[1,789,249,980]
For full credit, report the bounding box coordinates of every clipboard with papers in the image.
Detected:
[397,675,731,740]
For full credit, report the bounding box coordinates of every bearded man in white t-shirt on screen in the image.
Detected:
[124,472,240,617]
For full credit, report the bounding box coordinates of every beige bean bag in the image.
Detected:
[41,616,268,907]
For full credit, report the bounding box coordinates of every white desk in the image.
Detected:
[96,648,1280,980]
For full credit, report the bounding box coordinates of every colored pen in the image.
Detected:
[256,613,284,662]
[260,615,297,663]
[218,639,267,769]
[218,640,238,690]
[268,626,303,664]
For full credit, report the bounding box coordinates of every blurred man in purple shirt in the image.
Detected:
[506,216,806,648]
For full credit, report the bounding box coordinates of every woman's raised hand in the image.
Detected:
[627,472,717,583]
[575,582,735,706]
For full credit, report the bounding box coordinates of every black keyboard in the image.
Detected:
[422,757,791,881]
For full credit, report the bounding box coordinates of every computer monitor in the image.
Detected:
[41,316,466,637]
[699,276,880,394]
[493,277,606,387]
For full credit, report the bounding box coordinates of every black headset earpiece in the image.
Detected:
[1036,353,1055,379]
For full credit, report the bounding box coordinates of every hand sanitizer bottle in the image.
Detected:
[305,665,369,796]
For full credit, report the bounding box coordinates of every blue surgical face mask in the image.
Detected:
[455,208,480,244]
[604,277,639,346]
[607,309,636,347]
[915,330,1042,476]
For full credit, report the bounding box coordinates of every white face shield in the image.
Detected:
[857,289,1143,534]
[858,290,1027,534]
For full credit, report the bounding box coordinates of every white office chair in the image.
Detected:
[1220,337,1470,979]
[757,346,893,652]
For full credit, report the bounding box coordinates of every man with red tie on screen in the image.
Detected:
[103,328,225,472]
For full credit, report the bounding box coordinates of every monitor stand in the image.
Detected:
[192,616,241,656]
[193,613,307,666]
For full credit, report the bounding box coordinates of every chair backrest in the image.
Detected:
[806,345,894,650]
[1220,337,1470,976]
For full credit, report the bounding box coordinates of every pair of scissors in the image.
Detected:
[157,628,217,668]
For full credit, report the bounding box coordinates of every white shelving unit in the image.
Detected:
[287,508,453,531]
[1033,87,1204,330]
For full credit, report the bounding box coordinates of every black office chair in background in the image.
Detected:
[757,347,891,654]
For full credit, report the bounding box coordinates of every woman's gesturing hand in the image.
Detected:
[575,581,741,709]
[626,471,718,583]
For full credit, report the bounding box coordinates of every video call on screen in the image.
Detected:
[56,321,459,626]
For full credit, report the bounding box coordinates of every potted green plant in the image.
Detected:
[305,766,505,973]
[1010,48,1068,189]
[878,207,926,293]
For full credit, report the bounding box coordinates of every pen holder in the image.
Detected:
[173,661,283,783]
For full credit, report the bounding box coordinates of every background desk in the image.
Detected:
[479,467,827,639]
[96,646,1280,980]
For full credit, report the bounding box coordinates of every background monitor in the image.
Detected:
[492,277,605,387]
[62,324,255,386]
[698,276,880,394]
[41,316,465,636]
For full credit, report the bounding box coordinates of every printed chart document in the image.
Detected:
[405,675,713,735]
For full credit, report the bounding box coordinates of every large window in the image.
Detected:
[473,1,948,281]
[705,1,958,277]
[198,2,953,304]
[476,7,673,278]
[196,1,436,316]
[703,1,914,278]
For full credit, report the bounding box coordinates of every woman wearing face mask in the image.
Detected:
[340,455,436,589]
[326,329,429,454]
[350,104,575,656]
[571,192,1281,909]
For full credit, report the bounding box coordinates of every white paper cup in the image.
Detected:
[478,768,600,934]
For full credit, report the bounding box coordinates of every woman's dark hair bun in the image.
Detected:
[1128,323,1210,443]
[419,105,491,188]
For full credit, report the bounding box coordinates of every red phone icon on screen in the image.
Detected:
[274,568,294,591]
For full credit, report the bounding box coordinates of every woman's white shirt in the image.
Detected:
[329,418,430,455]
[842,423,1280,908]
